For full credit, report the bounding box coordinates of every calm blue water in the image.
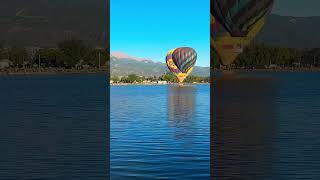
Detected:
[0,74,109,179]
[213,72,320,179]
[111,84,210,179]
[1,72,319,179]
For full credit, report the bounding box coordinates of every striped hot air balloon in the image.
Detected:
[166,47,197,84]
[211,0,274,66]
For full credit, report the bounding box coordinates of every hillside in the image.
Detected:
[257,14,320,48]
[0,0,108,47]
[1,2,319,49]
[110,53,210,77]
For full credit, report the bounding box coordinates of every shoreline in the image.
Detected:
[214,68,320,73]
[110,83,209,86]
[1,67,320,76]
[0,68,108,75]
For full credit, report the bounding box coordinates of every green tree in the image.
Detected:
[90,48,108,67]
[121,74,143,83]
[111,76,120,82]
[58,39,93,67]
[35,48,61,66]
[8,46,29,66]
[0,44,4,59]
[161,71,178,82]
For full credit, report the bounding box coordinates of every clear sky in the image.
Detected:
[111,0,210,67]
[273,0,320,17]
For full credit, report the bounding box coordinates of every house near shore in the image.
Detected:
[0,59,13,69]
[142,80,152,83]
[268,64,278,69]
[75,59,94,69]
[75,60,85,68]
[157,81,167,84]
[293,62,301,67]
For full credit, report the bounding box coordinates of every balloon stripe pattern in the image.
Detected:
[211,0,274,65]
[211,15,228,40]
[171,47,197,73]
[166,47,197,83]
[166,49,181,74]
[211,0,274,37]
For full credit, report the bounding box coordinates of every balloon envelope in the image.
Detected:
[166,47,197,83]
[211,0,274,65]
[211,0,274,37]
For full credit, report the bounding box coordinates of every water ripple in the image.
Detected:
[111,84,210,179]
[0,74,109,179]
[212,72,320,180]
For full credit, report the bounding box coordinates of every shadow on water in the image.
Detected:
[211,73,278,179]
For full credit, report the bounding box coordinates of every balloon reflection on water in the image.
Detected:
[167,85,197,139]
[212,74,278,179]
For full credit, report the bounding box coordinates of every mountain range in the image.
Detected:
[0,2,320,49]
[0,0,108,47]
[256,14,320,49]
[1,3,320,76]
[111,14,320,77]
[110,52,210,77]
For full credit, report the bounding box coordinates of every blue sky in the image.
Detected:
[111,0,210,67]
[111,0,319,67]
[273,0,320,17]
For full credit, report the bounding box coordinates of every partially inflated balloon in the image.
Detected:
[166,47,197,83]
[211,0,274,65]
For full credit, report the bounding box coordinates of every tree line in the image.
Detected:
[111,72,209,83]
[211,43,320,68]
[0,39,109,68]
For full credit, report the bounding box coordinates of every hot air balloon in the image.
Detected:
[166,47,197,84]
[211,0,274,66]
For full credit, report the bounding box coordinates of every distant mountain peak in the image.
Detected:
[111,51,132,59]
[111,51,154,63]
[110,51,209,77]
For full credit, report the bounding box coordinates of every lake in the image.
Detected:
[1,72,319,179]
[111,84,210,179]
[212,72,320,179]
[0,74,109,179]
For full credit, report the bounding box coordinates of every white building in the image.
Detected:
[143,80,151,83]
[0,59,13,69]
[157,81,167,84]
[268,64,278,69]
